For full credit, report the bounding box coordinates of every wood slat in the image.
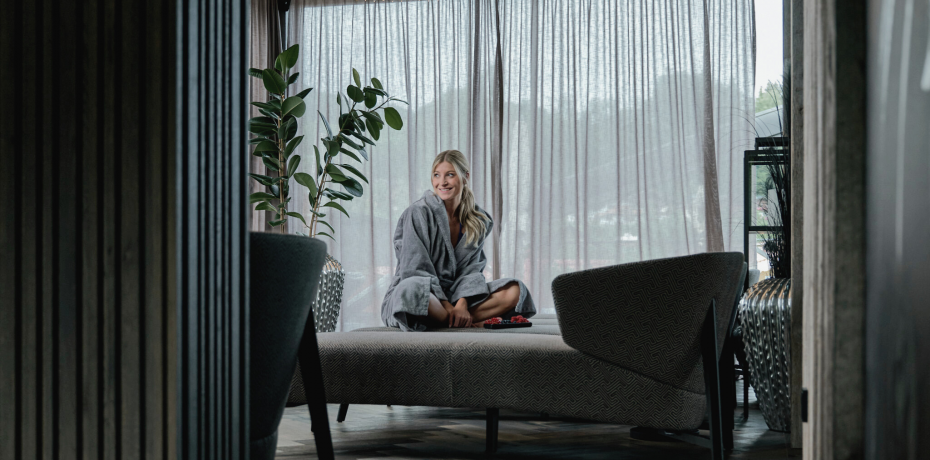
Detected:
[0,0,249,458]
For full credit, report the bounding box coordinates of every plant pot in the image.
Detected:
[287,254,345,406]
[249,232,331,459]
[738,277,792,432]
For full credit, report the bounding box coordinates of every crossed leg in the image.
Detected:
[421,281,521,327]
[469,281,521,323]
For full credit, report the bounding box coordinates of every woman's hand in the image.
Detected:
[448,300,472,328]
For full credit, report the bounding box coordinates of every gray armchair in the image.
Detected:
[551,252,745,458]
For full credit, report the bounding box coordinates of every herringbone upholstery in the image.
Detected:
[552,252,745,394]
[317,331,707,429]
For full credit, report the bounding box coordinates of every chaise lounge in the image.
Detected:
[316,252,745,458]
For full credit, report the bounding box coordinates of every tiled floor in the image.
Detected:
[275,381,801,459]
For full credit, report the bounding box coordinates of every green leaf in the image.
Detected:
[340,164,369,183]
[287,155,301,176]
[314,145,322,173]
[340,177,364,197]
[356,147,368,161]
[365,119,380,141]
[262,156,281,172]
[362,111,383,124]
[274,54,284,73]
[315,231,335,241]
[258,108,279,120]
[283,44,299,69]
[269,184,280,196]
[371,77,383,90]
[322,139,340,157]
[269,219,286,227]
[316,220,335,233]
[253,140,278,153]
[364,91,377,109]
[293,172,318,199]
[309,209,326,217]
[286,211,308,228]
[364,87,388,97]
[249,192,276,203]
[279,117,298,141]
[255,201,277,213]
[248,173,274,186]
[384,107,403,130]
[287,72,300,85]
[282,96,306,117]
[349,130,375,146]
[251,101,278,112]
[250,118,277,129]
[284,136,304,157]
[262,69,286,94]
[352,68,361,87]
[248,68,263,78]
[296,88,312,99]
[346,85,364,103]
[338,148,361,162]
[338,134,362,150]
[336,93,341,106]
[249,137,271,145]
[318,111,333,137]
[249,124,275,136]
[324,188,354,200]
[325,163,347,181]
[323,201,350,218]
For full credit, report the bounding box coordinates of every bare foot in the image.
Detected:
[469,321,486,328]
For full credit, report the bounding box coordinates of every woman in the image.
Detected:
[381,150,535,331]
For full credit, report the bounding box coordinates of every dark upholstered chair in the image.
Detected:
[249,233,334,460]
[551,252,745,458]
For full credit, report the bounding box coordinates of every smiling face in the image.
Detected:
[432,161,465,203]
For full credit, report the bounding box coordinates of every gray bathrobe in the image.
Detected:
[381,190,536,331]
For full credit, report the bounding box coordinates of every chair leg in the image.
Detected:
[298,312,335,460]
[486,408,499,453]
[743,375,750,420]
[337,403,349,422]
[701,299,724,460]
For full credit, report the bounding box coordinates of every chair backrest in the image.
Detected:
[551,252,745,394]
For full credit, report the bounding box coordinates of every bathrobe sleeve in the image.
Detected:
[395,206,448,302]
[448,218,493,306]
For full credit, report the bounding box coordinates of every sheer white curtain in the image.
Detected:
[282,0,753,328]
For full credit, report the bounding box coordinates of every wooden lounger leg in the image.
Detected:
[486,408,500,454]
[701,299,725,460]
[337,403,349,422]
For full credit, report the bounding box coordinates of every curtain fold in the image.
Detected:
[277,0,753,327]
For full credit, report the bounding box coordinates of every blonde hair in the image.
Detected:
[432,150,488,247]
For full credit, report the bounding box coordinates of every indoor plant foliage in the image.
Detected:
[248,44,405,241]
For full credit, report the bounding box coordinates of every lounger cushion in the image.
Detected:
[317,331,706,430]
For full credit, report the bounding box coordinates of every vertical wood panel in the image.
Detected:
[801,0,867,459]
[789,0,804,449]
[0,0,249,458]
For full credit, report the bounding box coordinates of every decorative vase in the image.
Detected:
[738,277,792,432]
[311,254,345,333]
[286,253,345,406]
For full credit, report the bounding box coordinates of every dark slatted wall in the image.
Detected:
[0,0,250,458]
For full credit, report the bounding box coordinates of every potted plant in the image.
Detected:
[247,44,405,410]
